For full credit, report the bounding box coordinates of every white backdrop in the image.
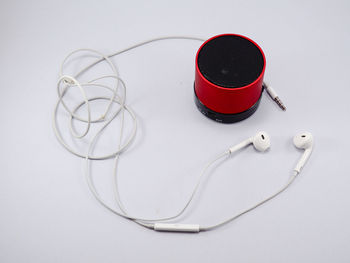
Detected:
[0,0,349,262]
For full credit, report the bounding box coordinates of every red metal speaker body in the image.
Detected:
[194,34,266,123]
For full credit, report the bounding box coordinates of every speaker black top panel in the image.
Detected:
[197,35,265,89]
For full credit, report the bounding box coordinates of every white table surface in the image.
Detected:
[0,0,349,262]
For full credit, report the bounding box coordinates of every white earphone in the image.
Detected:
[293,132,313,173]
[53,37,314,233]
[153,131,313,233]
[229,131,270,153]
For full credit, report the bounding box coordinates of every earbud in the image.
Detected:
[252,131,271,152]
[293,132,313,173]
[229,131,271,154]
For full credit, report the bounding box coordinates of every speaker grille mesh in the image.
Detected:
[198,35,264,89]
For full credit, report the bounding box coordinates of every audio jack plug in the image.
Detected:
[264,83,286,111]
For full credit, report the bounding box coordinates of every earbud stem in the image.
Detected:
[228,138,252,154]
[294,148,312,173]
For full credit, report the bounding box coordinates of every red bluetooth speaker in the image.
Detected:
[194,34,266,123]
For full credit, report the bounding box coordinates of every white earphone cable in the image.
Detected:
[199,171,299,231]
[53,36,297,232]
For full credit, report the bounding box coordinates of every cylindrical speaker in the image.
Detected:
[194,34,266,123]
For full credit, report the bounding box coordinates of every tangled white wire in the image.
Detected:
[53,36,298,232]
